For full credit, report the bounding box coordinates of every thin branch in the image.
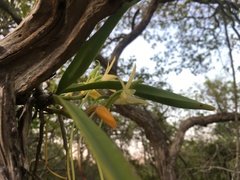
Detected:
[192,0,240,8]
[33,110,45,176]
[58,115,68,153]
[202,166,240,174]
[110,0,160,72]
[216,0,240,40]
[131,8,140,30]
[0,0,22,24]
[178,155,195,180]
[223,10,240,178]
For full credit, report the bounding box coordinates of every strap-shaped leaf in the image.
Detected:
[53,95,140,180]
[134,84,215,110]
[56,1,139,94]
[62,81,215,110]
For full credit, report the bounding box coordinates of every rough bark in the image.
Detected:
[0,74,27,179]
[0,0,133,179]
[0,0,129,96]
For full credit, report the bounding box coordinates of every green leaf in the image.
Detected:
[62,81,215,110]
[53,95,140,180]
[56,1,139,94]
[64,81,122,92]
[134,84,215,110]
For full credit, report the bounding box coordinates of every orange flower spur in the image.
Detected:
[95,106,117,129]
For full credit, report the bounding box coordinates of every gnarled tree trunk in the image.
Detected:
[0,74,23,179]
[0,0,131,179]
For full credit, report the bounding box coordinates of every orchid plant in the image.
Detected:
[49,1,215,179]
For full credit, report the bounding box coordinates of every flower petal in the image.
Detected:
[126,64,136,89]
[125,95,148,105]
[89,89,101,99]
[101,74,118,81]
[95,106,117,129]
[114,94,148,105]
[105,57,116,75]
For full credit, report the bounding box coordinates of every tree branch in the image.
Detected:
[110,0,159,71]
[192,0,240,8]
[0,0,130,96]
[116,105,167,145]
[0,74,24,179]
[0,0,22,24]
[115,105,176,178]
[169,112,240,167]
